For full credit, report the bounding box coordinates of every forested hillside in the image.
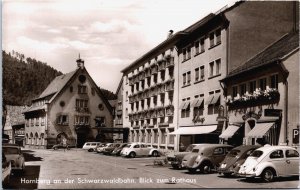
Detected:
[2,50,63,105]
[2,50,117,106]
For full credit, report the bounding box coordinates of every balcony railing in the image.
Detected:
[145,69,151,78]
[165,105,174,116]
[165,81,174,91]
[166,56,175,68]
[158,61,166,71]
[151,65,158,74]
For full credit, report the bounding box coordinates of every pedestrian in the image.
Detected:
[62,138,67,152]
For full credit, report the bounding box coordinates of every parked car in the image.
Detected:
[218,145,260,176]
[52,143,71,150]
[238,145,299,182]
[121,143,160,158]
[102,143,121,155]
[2,152,11,186]
[2,144,25,171]
[166,144,203,169]
[82,142,101,152]
[182,144,233,173]
[96,143,111,153]
[111,143,128,156]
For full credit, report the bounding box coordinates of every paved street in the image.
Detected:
[6,148,299,189]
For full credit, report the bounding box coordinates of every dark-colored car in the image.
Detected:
[102,143,121,155]
[111,143,128,156]
[218,145,260,176]
[182,144,233,173]
[166,144,202,169]
[52,144,71,150]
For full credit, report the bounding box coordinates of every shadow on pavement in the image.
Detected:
[22,150,43,162]
[3,166,40,189]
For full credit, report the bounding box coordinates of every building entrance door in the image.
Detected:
[77,133,87,148]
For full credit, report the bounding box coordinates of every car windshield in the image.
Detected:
[186,144,196,152]
[3,147,19,154]
[250,150,263,158]
[192,149,199,153]
[228,149,241,157]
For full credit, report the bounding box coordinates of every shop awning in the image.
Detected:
[219,125,240,139]
[195,98,204,107]
[210,94,220,105]
[205,94,214,105]
[170,125,217,135]
[246,123,274,138]
[182,101,190,109]
[191,99,199,107]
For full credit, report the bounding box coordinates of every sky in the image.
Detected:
[2,0,236,92]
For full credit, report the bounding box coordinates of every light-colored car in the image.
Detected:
[120,143,160,158]
[218,145,260,176]
[238,145,299,182]
[166,144,203,169]
[82,142,101,152]
[182,144,233,173]
[2,152,11,186]
[2,144,25,171]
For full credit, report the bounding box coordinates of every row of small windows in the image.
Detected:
[131,129,175,144]
[182,28,221,62]
[232,74,278,97]
[180,90,221,118]
[26,117,46,127]
[56,115,106,126]
[182,59,221,86]
[69,85,96,95]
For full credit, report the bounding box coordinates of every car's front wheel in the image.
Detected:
[200,161,212,174]
[151,151,159,157]
[88,148,94,152]
[129,152,136,158]
[261,168,275,182]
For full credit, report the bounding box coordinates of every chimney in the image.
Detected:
[76,53,84,69]
[167,30,174,39]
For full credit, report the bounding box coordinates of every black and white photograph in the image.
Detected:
[2,0,299,189]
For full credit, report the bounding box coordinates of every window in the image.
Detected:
[259,78,267,91]
[187,71,191,85]
[270,74,278,89]
[76,99,88,111]
[270,150,284,159]
[78,85,87,94]
[200,66,205,80]
[286,150,299,158]
[161,130,166,144]
[168,93,173,104]
[195,41,199,54]
[187,46,191,59]
[56,115,69,125]
[200,38,205,52]
[75,116,90,125]
[249,81,256,93]
[216,29,221,44]
[154,130,158,143]
[136,83,139,91]
[183,73,187,86]
[209,33,214,47]
[216,59,221,75]
[195,68,200,81]
[209,61,214,77]
[233,86,238,97]
[240,83,246,96]
[181,98,190,118]
[160,70,165,81]
[153,96,157,106]
[153,75,157,84]
[183,49,187,61]
[131,86,134,93]
[213,147,224,155]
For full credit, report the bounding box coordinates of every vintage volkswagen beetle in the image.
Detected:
[102,143,121,155]
[121,143,160,158]
[218,145,260,176]
[238,145,299,182]
[166,144,203,169]
[182,144,233,173]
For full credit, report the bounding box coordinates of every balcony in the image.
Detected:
[158,61,166,71]
[151,65,158,74]
[145,68,151,78]
[165,105,174,116]
[138,72,145,80]
[157,107,165,117]
[150,110,157,118]
[166,56,175,68]
[132,125,140,129]
[157,83,165,94]
[165,81,174,91]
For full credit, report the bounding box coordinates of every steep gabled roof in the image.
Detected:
[36,70,77,100]
[223,31,299,80]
